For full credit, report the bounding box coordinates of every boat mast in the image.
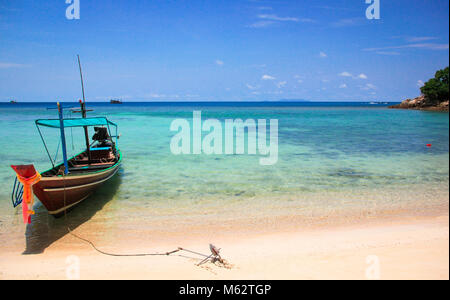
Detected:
[77,55,91,163]
[57,102,69,175]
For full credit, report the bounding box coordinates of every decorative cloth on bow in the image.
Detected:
[11,165,41,224]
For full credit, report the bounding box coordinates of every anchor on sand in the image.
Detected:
[196,244,223,266]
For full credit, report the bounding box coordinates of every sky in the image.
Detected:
[0,0,449,102]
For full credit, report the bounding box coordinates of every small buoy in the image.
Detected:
[426,144,432,147]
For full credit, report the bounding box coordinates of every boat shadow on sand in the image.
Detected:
[22,171,122,255]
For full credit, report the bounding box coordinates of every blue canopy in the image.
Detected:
[36,117,117,128]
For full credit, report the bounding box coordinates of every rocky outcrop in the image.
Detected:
[389,95,449,112]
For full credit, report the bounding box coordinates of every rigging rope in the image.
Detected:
[53,136,61,163]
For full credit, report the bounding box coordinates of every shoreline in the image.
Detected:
[1,210,448,280]
[389,105,449,112]
[1,185,448,252]
[388,95,449,112]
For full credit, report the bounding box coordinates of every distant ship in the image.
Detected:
[110,99,122,104]
[10,100,17,104]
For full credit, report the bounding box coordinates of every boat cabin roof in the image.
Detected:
[36,117,117,129]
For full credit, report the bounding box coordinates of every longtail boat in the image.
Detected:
[11,56,121,219]
[32,113,121,216]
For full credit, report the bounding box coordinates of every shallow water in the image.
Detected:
[0,102,448,252]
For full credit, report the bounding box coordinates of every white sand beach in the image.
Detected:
[1,213,448,280]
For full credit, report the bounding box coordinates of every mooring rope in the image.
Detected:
[61,169,214,260]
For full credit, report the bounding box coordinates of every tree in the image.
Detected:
[420,67,449,104]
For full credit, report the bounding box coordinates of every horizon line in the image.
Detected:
[1,100,399,103]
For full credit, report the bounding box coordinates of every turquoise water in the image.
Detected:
[0,102,448,252]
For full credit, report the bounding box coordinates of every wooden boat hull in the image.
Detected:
[33,158,121,216]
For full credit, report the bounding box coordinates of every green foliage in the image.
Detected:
[420,67,449,104]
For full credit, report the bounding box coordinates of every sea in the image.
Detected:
[0,102,448,253]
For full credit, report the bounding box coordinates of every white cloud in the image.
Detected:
[319,51,327,58]
[417,80,424,87]
[364,43,449,51]
[293,75,303,83]
[246,83,259,90]
[339,71,353,77]
[361,83,377,90]
[250,14,314,28]
[264,90,283,95]
[248,21,276,28]
[262,74,276,80]
[339,84,347,89]
[0,62,30,68]
[331,18,363,28]
[215,60,224,66]
[339,72,368,80]
[250,64,267,68]
[375,51,401,56]
[299,18,316,23]
[258,14,299,22]
[149,93,164,98]
[277,81,287,88]
[185,94,200,98]
[406,37,438,42]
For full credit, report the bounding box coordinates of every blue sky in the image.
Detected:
[0,0,448,102]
